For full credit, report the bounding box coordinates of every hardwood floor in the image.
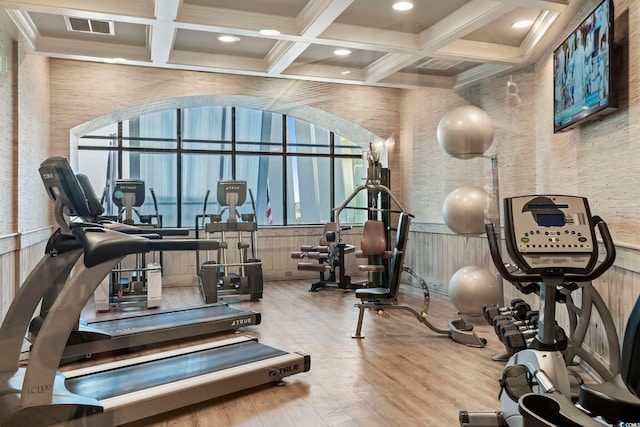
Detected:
[70,280,510,427]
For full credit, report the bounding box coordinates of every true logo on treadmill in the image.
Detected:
[231,317,253,326]
[41,173,53,179]
[269,364,299,376]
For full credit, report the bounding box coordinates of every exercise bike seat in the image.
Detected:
[579,374,640,422]
[518,392,602,427]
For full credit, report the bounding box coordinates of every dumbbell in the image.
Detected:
[483,299,531,325]
[502,323,568,356]
[501,328,538,355]
[497,320,537,340]
[483,298,526,324]
[493,311,539,336]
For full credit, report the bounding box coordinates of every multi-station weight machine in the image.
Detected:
[331,144,486,347]
[196,180,264,303]
[95,179,163,311]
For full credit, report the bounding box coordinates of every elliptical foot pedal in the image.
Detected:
[500,364,532,402]
[451,318,474,332]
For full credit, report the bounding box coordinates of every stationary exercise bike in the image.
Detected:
[460,195,640,426]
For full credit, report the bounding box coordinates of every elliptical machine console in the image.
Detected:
[503,195,597,275]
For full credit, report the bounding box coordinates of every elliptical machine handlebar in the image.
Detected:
[485,215,616,284]
[149,187,162,228]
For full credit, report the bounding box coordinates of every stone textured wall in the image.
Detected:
[0,11,51,320]
[49,60,404,158]
[18,46,50,232]
[0,18,15,236]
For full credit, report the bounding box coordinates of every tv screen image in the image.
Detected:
[553,0,615,132]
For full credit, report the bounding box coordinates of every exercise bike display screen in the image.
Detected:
[504,195,598,273]
[534,213,565,227]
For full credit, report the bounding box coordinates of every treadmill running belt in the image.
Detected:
[89,305,248,335]
[65,340,286,400]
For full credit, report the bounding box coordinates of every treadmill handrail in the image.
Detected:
[73,226,221,268]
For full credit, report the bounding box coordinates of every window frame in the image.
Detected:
[78,106,364,227]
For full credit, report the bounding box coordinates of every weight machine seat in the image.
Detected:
[358,264,385,273]
[354,220,392,260]
[355,247,405,301]
[319,222,338,246]
[355,220,392,282]
[578,295,640,422]
[355,213,412,297]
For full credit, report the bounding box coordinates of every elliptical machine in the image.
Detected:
[460,195,640,426]
[95,179,163,310]
[197,180,263,303]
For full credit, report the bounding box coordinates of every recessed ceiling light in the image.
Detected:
[512,20,534,29]
[218,35,240,43]
[259,29,280,36]
[341,70,351,75]
[392,1,414,11]
[334,49,352,56]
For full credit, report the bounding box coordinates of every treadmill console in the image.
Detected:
[503,195,598,274]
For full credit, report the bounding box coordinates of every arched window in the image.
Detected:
[77,106,367,227]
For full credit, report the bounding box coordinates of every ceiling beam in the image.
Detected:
[453,63,513,89]
[150,0,179,65]
[266,0,352,76]
[437,39,523,64]
[37,36,150,61]
[492,0,568,13]
[4,9,37,50]
[363,53,416,84]
[265,40,311,75]
[0,0,154,22]
[297,0,353,37]
[418,1,518,51]
[520,10,560,63]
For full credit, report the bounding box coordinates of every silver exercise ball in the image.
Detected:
[437,105,495,159]
[443,186,488,236]
[448,266,500,316]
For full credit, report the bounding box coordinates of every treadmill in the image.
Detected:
[26,169,261,363]
[0,157,310,426]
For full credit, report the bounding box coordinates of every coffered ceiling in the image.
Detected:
[1,0,587,90]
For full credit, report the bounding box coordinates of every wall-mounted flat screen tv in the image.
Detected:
[553,0,616,133]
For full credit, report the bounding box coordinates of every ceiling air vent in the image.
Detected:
[64,16,114,35]
[416,58,463,71]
